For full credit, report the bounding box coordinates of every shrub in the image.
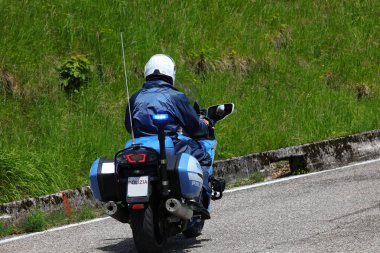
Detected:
[58,55,93,94]
[23,211,47,233]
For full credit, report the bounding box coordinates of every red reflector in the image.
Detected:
[132,204,145,210]
[125,153,147,163]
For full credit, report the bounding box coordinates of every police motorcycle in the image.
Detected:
[89,103,234,252]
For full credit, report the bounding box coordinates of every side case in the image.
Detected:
[89,158,124,202]
[176,153,204,199]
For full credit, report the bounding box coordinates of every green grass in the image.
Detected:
[22,211,47,233]
[0,222,17,237]
[0,206,100,238]
[227,172,266,189]
[77,207,97,221]
[0,0,379,202]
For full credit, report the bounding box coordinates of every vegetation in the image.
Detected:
[227,172,266,189]
[0,0,379,202]
[0,206,99,238]
[0,222,16,237]
[58,55,94,94]
[22,211,47,233]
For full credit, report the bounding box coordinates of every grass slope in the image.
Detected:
[0,0,379,202]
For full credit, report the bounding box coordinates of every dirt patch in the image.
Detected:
[271,160,291,179]
[355,83,371,100]
[190,53,254,75]
[271,28,292,49]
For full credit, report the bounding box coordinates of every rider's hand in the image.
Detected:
[201,118,209,125]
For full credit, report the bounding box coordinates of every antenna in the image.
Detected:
[120,32,135,144]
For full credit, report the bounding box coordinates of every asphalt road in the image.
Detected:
[1,159,379,253]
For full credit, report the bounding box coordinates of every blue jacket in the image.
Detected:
[125,80,209,138]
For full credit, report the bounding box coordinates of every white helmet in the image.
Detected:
[144,54,176,85]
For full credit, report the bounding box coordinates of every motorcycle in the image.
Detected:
[89,103,234,253]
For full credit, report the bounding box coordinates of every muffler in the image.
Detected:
[104,201,129,223]
[105,201,117,215]
[165,198,193,220]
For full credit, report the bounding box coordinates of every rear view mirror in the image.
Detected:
[207,103,234,123]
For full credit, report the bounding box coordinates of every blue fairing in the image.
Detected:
[89,158,101,201]
[124,136,174,156]
[177,153,203,199]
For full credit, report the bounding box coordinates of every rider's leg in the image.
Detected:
[201,166,212,210]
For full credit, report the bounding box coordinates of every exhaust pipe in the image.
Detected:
[105,201,118,215]
[105,201,130,223]
[165,198,193,220]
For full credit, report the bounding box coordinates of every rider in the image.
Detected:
[125,54,212,178]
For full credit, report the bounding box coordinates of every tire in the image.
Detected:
[130,204,166,253]
[182,219,205,238]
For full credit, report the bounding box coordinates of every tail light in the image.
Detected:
[131,204,145,210]
[125,153,147,163]
[115,147,158,168]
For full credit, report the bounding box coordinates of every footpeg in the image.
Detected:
[188,201,211,220]
[210,176,225,200]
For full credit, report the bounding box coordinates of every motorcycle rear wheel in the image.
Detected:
[130,204,166,253]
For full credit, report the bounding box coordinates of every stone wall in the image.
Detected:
[0,187,98,222]
[214,129,380,181]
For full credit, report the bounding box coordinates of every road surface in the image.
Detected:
[1,159,379,252]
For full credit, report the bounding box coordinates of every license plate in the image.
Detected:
[127,176,149,197]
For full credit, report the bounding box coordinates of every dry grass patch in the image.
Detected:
[190,53,254,75]
[270,28,292,49]
[0,68,21,96]
[355,83,371,100]
[271,160,291,179]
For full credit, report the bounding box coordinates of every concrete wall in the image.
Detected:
[1,129,380,222]
[214,129,380,182]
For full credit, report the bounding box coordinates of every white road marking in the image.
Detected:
[0,217,110,245]
[1,157,380,245]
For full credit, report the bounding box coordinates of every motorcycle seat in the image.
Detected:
[124,136,175,156]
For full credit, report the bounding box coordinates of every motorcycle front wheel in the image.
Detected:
[130,203,166,253]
